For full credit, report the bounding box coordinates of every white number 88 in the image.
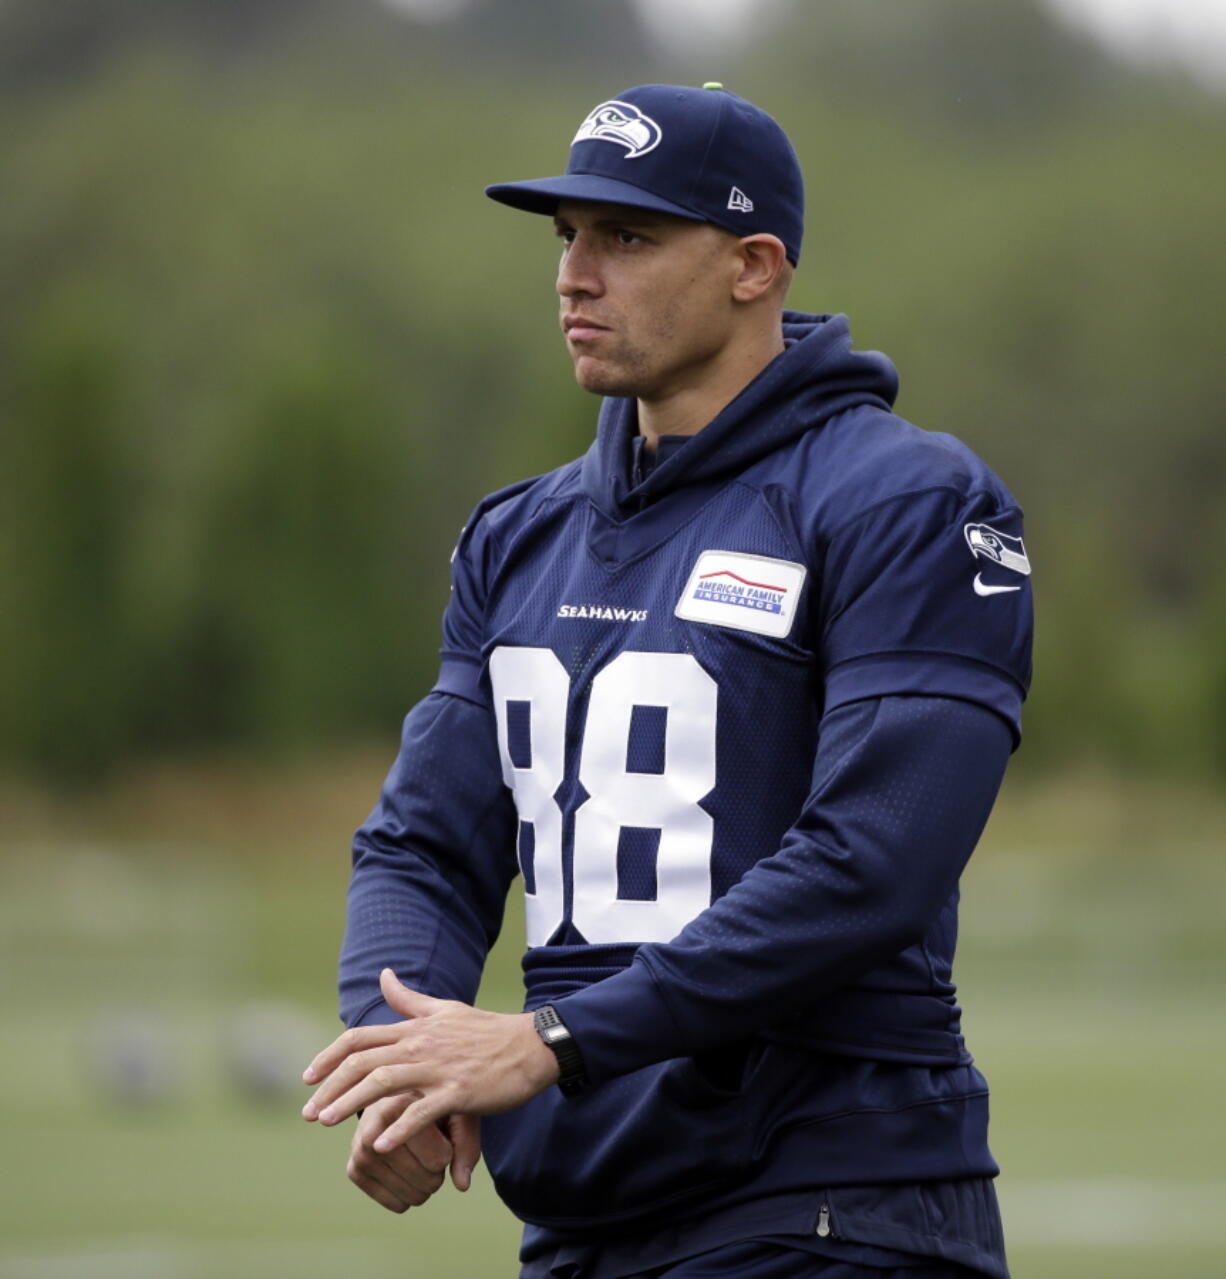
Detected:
[489,647,717,947]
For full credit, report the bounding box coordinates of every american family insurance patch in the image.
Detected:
[675,550,807,639]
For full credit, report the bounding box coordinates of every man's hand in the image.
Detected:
[347,1095,482,1212]
[302,969,559,1154]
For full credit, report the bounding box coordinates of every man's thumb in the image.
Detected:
[379,967,438,1018]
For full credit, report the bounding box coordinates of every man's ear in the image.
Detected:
[731,234,788,303]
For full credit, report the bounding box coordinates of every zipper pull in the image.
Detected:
[816,1202,831,1237]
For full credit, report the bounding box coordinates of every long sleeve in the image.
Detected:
[337,486,526,1029]
[556,693,1012,1083]
[338,689,518,1028]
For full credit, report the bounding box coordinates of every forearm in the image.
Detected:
[558,694,1013,1082]
[339,691,518,1026]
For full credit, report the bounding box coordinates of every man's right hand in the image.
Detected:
[346,1094,481,1213]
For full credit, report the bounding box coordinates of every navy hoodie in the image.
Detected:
[341,313,1030,1271]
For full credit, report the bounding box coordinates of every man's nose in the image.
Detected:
[556,239,603,299]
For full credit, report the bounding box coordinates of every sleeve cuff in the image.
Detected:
[553,960,688,1085]
[824,652,1024,748]
[352,999,401,1028]
[432,653,488,707]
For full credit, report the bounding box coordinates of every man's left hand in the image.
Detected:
[301,969,559,1154]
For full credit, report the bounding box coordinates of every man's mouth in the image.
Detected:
[562,316,611,342]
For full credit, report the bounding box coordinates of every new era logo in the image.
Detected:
[727,186,754,213]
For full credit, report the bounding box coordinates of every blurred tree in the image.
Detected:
[0,0,401,86]
[177,341,410,749]
[0,0,1223,780]
[753,0,1164,135]
[0,293,134,778]
[0,0,652,89]
[447,0,651,71]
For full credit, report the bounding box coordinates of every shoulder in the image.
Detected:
[442,458,586,655]
[786,408,1021,538]
[455,458,586,563]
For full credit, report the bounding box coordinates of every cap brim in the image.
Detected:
[484,174,707,223]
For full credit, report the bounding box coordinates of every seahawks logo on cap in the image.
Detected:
[572,100,662,159]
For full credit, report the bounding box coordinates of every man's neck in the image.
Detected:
[637,326,785,450]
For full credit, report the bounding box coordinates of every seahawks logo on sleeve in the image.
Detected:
[964,522,1031,597]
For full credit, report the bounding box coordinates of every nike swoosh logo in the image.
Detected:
[974,574,1022,597]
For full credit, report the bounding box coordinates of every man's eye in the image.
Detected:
[616,230,643,247]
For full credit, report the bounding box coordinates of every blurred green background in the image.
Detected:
[1,1,1223,1275]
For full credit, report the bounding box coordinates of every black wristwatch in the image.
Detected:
[533,1004,589,1098]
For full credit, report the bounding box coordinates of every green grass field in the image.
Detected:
[1,762,1222,1277]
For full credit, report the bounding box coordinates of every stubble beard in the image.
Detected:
[570,339,658,400]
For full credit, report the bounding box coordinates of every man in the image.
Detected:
[302,84,1031,1278]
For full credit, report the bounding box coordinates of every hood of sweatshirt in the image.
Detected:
[581,312,899,520]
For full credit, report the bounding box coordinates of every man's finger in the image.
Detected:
[372,1089,457,1153]
[302,1023,401,1085]
[352,1138,443,1206]
[406,1119,454,1175]
[379,1143,448,1193]
[317,1068,424,1127]
[351,1148,429,1207]
[447,1113,482,1192]
[350,1098,452,1204]
[360,1107,453,1179]
[379,968,447,1020]
[303,1044,409,1120]
[346,1155,419,1214]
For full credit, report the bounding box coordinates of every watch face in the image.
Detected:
[542,1026,568,1044]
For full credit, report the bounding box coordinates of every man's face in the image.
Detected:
[554,200,742,401]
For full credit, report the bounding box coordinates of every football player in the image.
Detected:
[303,84,1031,1278]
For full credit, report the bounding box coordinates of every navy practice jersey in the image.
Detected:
[339,313,1032,1253]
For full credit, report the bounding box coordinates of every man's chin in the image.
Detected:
[572,357,638,399]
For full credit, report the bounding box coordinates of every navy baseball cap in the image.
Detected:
[485,83,805,265]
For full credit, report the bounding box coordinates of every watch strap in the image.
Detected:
[533,1004,588,1098]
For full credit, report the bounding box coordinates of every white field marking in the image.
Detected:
[999,1179,1226,1245]
[0,1236,396,1278]
[5,1184,1226,1272]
